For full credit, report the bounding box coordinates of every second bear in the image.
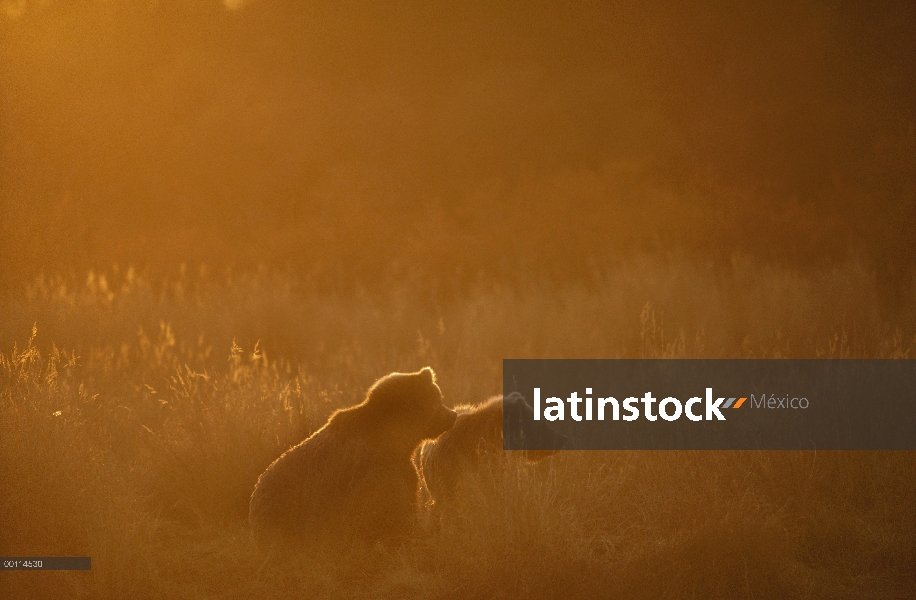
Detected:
[418,392,566,507]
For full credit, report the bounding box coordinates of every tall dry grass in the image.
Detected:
[1,256,914,599]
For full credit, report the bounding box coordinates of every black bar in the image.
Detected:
[1,557,91,570]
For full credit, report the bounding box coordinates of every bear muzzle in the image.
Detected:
[432,405,458,437]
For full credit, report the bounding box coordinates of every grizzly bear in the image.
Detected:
[417,392,566,507]
[249,367,456,551]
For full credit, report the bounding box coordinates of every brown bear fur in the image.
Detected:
[417,393,564,508]
[249,367,456,551]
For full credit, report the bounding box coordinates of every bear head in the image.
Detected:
[362,367,457,454]
[503,391,567,461]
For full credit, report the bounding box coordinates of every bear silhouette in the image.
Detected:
[418,392,566,507]
[249,367,456,551]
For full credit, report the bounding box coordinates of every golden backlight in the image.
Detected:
[0,2,914,598]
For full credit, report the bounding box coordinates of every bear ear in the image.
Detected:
[504,392,531,412]
[505,392,525,405]
[419,366,436,384]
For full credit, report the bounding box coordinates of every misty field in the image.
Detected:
[2,2,914,598]
[1,258,914,599]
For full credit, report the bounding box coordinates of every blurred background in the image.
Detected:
[1,0,913,307]
[2,5,916,598]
